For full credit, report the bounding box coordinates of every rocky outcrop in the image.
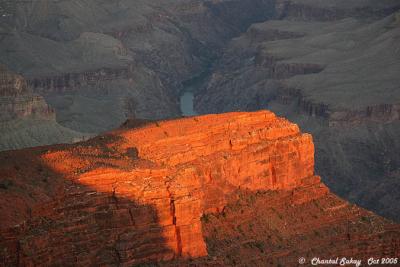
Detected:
[0,111,399,266]
[175,183,400,266]
[329,103,400,126]
[194,9,400,221]
[254,53,325,79]
[271,62,324,79]
[274,86,400,123]
[275,0,400,21]
[0,0,281,151]
[0,65,53,121]
[0,65,87,151]
[26,66,132,94]
[247,25,305,43]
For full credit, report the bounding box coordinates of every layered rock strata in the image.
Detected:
[0,65,86,151]
[0,111,399,266]
[0,0,277,151]
[195,6,400,221]
[0,65,53,122]
[26,66,132,95]
[275,0,400,20]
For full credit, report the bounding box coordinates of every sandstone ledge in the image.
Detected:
[0,111,398,266]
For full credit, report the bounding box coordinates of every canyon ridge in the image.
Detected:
[0,0,399,224]
[0,111,399,266]
[0,0,400,265]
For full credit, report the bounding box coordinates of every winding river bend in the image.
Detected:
[179,66,212,117]
[180,90,197,116]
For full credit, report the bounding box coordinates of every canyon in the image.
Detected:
[0,65,87,151]
[0,111,399,266]
[0,0,400,263]
[194,1,400,222]
[0,0,276,150]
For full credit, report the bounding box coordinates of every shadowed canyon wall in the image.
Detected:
[0,0,276,150]
[0,65,86,150]
[0,111,399,266]
[0,65,53,121]
[194,1,400,222]
[0,1,400,259]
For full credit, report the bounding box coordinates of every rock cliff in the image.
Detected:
[0,65,87,151]
[275,0,400,20]
[0,0,276,150]
[0,65,53,121]
[194,4,400,221]
[0,111,399,266]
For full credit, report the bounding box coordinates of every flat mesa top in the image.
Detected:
[0,110,306,176]
[117,110,294,139]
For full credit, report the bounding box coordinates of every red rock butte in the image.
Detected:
[0,111,399,266]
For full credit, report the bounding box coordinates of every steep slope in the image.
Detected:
[0,65,87,151]
[195,4,400,221]
[168,187,400,266]
[0,111,399,266]
[0,0,276,150]
[274,0,400,20]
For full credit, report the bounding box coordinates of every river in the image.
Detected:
[179,66,212,117]
[180,90,197,116]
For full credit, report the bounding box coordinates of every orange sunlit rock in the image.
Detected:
[0,111,398,266]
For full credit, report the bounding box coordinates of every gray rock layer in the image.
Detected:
[195,5,400,221]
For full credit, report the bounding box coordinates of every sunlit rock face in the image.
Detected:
[194,2,400,222]
[0,111,399,266]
